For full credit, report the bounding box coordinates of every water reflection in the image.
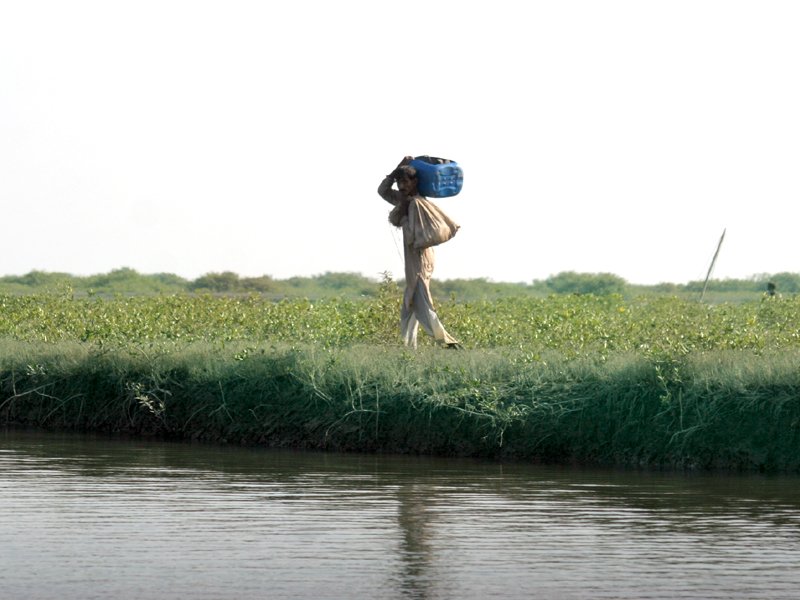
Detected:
[1,428,799,599]
[396,483,434,599]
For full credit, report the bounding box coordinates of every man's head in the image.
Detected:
[392,165,418,195]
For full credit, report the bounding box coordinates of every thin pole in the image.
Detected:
[700,228,726,302]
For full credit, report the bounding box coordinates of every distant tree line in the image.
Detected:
[0,268,796,301]
[0,269,379,299]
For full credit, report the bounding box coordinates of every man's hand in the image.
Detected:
[397,155,414,167]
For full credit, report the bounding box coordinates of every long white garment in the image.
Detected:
[400,277,458,348]
[379,175,460,348]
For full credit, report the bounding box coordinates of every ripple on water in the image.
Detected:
[2,430,800,599]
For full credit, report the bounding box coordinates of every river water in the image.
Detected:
[1,428,799,600]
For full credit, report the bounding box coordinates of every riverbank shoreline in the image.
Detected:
[3,341,799,473]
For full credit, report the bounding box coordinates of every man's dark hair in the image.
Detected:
[392,165,417,181]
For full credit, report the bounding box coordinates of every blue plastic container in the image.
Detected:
[409,156,464,198]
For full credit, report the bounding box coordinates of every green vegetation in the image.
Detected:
[2,268,798,302]
[2,284,799,472]
[2,282,799,353]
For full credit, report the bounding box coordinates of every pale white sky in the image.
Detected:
[2,1,798,285]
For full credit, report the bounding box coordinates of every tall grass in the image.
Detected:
[3,340,799,472]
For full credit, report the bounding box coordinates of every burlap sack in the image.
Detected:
[407,197,460,249]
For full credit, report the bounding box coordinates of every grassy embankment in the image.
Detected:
[2,289,799,472]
